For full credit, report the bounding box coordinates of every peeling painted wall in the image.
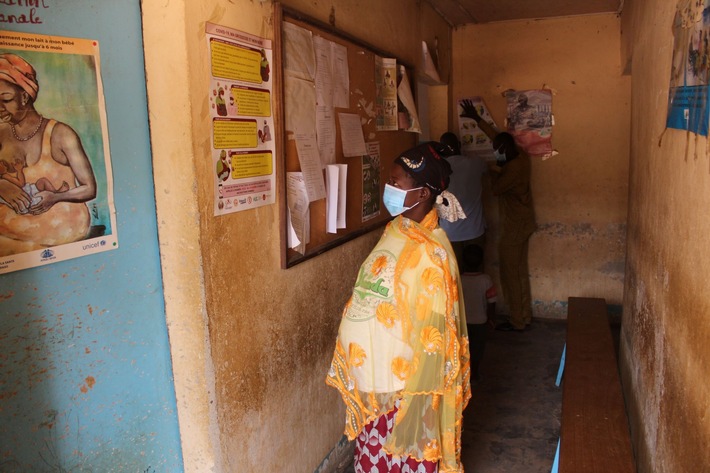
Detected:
[451,15,631,318]
[142,1,452,472]
[620,1,710,472]
[0,1,182,471]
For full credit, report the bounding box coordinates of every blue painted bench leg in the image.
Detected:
[555,343,566,387]
[551,343,565,472]
[551,438,560,473]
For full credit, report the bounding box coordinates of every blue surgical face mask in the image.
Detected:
[494,148,507,164]
[383,183,422,216]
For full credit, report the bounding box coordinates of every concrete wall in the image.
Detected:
[0,1,182,471]
[142,1,451,471]
[451,14,631,318]
[620,1,710,471]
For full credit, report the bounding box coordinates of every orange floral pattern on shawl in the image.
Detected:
[326,210,471,473]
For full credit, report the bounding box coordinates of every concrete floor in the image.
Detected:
[461,319,566,473]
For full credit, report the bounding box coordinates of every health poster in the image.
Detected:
[457,97,498,159]
[505,89,553,158]
[667,0,710,136]
[0,30,118,274]
[362,142,381,222]
[206,22,275,215]
[375,56,397,131]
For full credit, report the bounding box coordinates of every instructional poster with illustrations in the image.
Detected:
[457,97,498,158]
[505,89,553,158]
[206,23,275,215]
[362,142,381,222]
[375,56,397,131]
[667,0,710,136]
[0,30,118,274]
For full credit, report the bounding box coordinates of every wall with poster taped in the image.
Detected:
[619,0,710,471]
[0,1,182,471]
[142,0,452,471]
[452,14,631,319]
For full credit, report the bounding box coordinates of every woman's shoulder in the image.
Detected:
[48,120,77,133]
[47,120,82,143]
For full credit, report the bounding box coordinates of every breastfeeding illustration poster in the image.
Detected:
[206,23,275,215]
[667,0,710,136]
[0,30,117,274]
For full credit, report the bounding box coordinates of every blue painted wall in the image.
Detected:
[0,1,183,471]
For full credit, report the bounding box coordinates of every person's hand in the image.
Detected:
[0,179,31,214]
[460,99,482,122]
[12,159,24,172]
[29,191,58,215]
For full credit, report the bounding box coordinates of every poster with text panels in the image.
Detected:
[206,22,275,215]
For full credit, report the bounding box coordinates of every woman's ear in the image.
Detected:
[419,187,432,202]
[20,91,29,106]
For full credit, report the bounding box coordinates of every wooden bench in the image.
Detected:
[558,297,635,473]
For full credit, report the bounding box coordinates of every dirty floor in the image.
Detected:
[341,318,568,473]
[460,318,566,473]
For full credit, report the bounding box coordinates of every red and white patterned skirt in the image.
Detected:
[354,405,438,473]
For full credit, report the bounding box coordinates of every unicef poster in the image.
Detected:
[206,23,275,216]
[667,0,710,136]
[0,30,117,274]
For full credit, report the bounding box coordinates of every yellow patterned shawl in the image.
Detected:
[326,209,471,473]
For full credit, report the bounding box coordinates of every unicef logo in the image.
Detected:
[40,249,54,259]
[100,240,106,246]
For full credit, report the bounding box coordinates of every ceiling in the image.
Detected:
[424,0,623,26]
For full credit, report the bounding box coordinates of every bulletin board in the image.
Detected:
[276,5,418,268]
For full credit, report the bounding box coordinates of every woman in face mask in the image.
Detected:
[326,142,470,473]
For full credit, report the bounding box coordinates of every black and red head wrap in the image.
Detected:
[394,142,453,195]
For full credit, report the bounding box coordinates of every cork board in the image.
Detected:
[276,5,418,268]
